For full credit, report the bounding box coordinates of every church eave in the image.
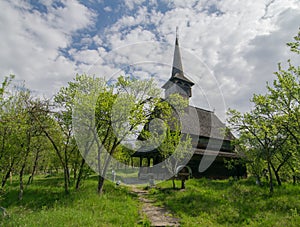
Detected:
[172,73,195,85]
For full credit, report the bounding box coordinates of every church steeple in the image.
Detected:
[171,33,184,79]
[163,32,194,100]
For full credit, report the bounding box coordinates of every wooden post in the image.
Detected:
[139,157,143,167]
[181,179,186,189]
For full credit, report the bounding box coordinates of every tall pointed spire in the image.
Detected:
[162,30,194,99]
[170,29,194,84]
[171,29,184,79]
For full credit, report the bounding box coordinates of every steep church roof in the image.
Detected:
[181,106,234,141]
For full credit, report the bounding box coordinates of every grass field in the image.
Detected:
[0,175,143,227]
[148,178,300,226]
[1,175,300,226]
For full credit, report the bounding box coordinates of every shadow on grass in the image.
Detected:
[1,176,72,211]
[1,174,139,212]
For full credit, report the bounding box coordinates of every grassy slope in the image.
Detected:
[148,178,300,227]
[0,175,141,227]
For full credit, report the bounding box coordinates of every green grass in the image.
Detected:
[147,178,300,226]
[0,175,141,226]
[2,176,300,226]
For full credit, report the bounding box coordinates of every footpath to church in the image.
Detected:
[131,187,180,227]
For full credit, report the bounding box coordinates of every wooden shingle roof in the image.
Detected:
[181,106,234,141]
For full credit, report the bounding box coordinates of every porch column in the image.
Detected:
[139,157,143,167]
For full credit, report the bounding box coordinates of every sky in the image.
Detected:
[1,0,300,121]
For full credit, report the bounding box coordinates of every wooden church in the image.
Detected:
[132,36,246,179]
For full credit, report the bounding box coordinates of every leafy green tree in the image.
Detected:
[73,75,162,194]
[37,74,100,193]
[0,76,20,188]
[72,74,108,190]
[287,29,300,54]
[267,53,299,149]
[227,98,287,193]
[156,94,192,189]
[95,76,161,194]
[227,29,300,192]
[0,80,30,190]
[266,29,300,182]
[159,128,192,189]
[136,93,193,189]
[0,78,49,199]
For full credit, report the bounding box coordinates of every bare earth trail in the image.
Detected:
[131,187,180,227]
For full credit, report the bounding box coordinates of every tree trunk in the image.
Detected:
[289,165,296,185]
[19,133,31,200]
[96,137,118,195]
[2,169,11,188]
[2,158,16,187]
[66,167,70,185]
[75,158,85,190]
[181,179,186,189]
[172,178,176,189]
[27,148,41,185]
[64,147,70,185]
[270,162,282,186]
[274,170,282,186]
[267,161,274,194]
[97,154,113,194]
[63,167,69,194]
[42,128,70,193]
[98,175,105,194]
[10,171,13,184]
[73,166,77,182]
[19,164,25,200]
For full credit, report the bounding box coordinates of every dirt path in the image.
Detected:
[131,187,180,227]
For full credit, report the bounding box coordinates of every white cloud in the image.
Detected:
[104,6,112,12]
[71,49,101,64]
[0,0,96,96]
[124,0,146,10]
[96,0,300,116]
[1,0,299,117]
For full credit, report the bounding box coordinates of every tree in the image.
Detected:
[0,78,50,199]
[227,29,300,192]
[73,75,163,194]
[72,74,109,191]
[266,29,300,183]
[27,133,52,185]
[0,80,33,192]
[38,74,102,193]
[96,76,162,194]
[227,98,288,193]
[149,93,192,189]
[159,128,192,189]
[0,75,19,188]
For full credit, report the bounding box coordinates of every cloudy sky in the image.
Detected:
[1,0,300,120]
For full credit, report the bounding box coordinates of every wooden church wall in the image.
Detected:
[186,154,247,179]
